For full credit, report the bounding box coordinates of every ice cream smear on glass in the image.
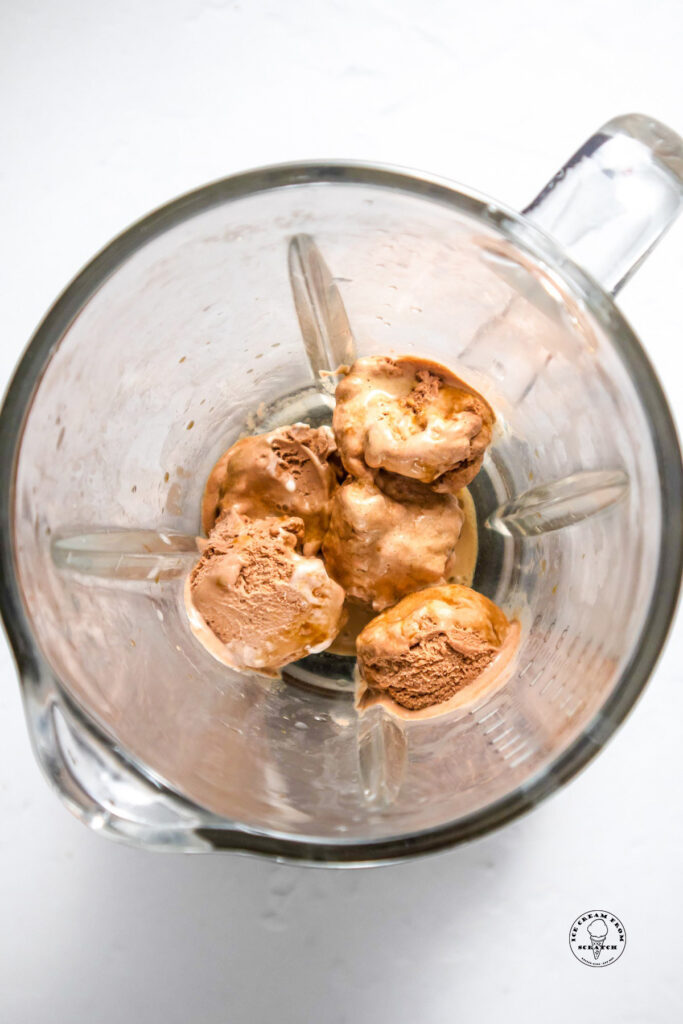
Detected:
[185,354,517,712]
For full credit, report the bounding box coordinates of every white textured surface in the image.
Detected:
[1,2,682,1021]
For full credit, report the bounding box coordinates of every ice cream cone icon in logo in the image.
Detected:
[587,919,608,960]
[569,910,626,967]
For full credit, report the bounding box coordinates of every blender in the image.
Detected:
[1,114,681,862]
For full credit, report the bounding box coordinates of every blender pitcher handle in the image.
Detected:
[523,113,683,295]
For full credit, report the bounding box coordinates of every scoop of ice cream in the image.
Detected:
[333,356,494,493]
[587,920,608,940]
[201,424,338,555]
[321,476,464,611]
[356,584,512,711]
[188,512,345,675]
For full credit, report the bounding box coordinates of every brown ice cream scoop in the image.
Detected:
[201,424,339,555]
[356,584,514,713]
[321,476,464,611]
[188,511,345,676]
[333,356,494,493]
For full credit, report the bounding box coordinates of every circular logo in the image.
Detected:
[569,910,626,967]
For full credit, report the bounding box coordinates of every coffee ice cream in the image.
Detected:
[201,424,338,555]
[186,352,514,714]
[187,511,345,676]
[333,355,494,493]
[322,475,465,611]
[356,584,517,714]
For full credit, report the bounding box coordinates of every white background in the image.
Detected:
[1,2,682,1021]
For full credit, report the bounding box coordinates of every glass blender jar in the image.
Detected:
[1,114,681,862]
